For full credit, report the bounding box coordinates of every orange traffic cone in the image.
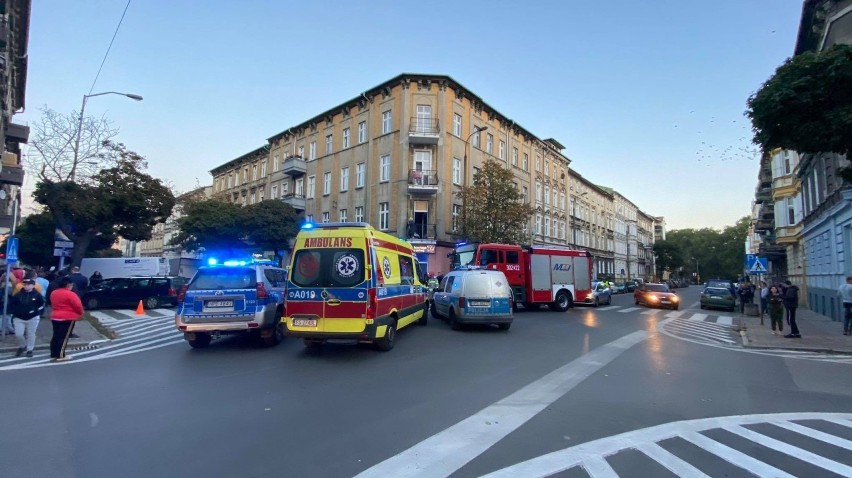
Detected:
[135,300,145,316]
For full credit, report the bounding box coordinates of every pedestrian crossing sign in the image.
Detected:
[748,257,768,274]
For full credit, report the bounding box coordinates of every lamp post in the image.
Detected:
[693,257,700,285]
[460,126,487,238]
[71,91,143,182]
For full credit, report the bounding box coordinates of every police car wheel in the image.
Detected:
[430,302,439,319]
[261,324,284,346]
[498,322,511,331]
[375,321,397,351]
[186,333,211,349]
[449,309,461,331]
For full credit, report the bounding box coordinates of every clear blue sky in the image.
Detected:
[20,0,803,230]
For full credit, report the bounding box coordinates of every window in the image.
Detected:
[784,151,791,175]
[452,158,462,185]
[342,128,350,149]
[298,145,305,159]
[340,167,349,191]
[358,121,367,143]
[306,214,313,223]
[522,186,528,203]
[512,147,518,166]
[379,202,389,230]
[355,206,364,223]
[545,216,551,237]
[499,140,505,160]
[473,128,481,147]
[536,155,541,171]
[323,172,331,195]
[309,141,317,160]
[250,192,256,204]
[544,160,550,177]
[242,195,247,206]
[322,212,330,223]
[243,168,248,182]
[228,175,233,188]
[398,255,415,285]
[259,188,265,202]
[339,209,348,223]
[486,134,493,154]
[453,114,462,136]
[536,183,542,202]
[282,181,289,196]
[261,161,267,177]
[356,163,365,188]
[544,186,550,206]
[271,185,278,200]
[252,165,258,180]
[295,178,303,196]
[452,204,461,232]
[382,110,391,134]
[380,154,391,182]
[307,175,316,199]
[535,214,542,234]
[273,156,279,172]
[787,197,795,225]
[326,134,333,154]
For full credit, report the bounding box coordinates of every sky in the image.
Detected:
[19,0,805,231]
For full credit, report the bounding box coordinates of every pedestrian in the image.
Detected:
[10,279,45,358]
[67,266,89,298]
[782,279,801,338]
[839,276,852,336]
[34,271,50,299]
[89,270,103,285]
[737,282,754,314]
[1,271,16,334]
[759,281,769,325]
[767,285,784,335]
[48,277,84,362]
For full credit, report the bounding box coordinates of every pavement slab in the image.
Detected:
[739,307,852,354]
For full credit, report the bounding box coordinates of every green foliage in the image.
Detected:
[747,44,852,182]
[171,197,299,257]
[456,160,534,244]
[652,240,683,277]
[33,142,175,267]
[664,216,751,281]
[4,212,56,268]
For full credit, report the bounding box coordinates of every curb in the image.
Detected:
[741,344,852,356]
[0,340,101,356]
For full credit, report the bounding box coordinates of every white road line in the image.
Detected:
[687,313,708,321]
[825,418,852,429]
[617,307,642,313]
[666,320,734,336]
[726,424,852,476]
[680,430,795,478]
[715,316,733,326]
[635,442,710,478]
[640,310,661,315]
[117,324,177,339]
[665,311,685,318]
[85,339,185,360]
[110,319,173,334]
[582,456,618,477]
[93,334,181,358]
[355,330,650,478]
[597,306,619,311]
[664,324,735,343]
[771,421,852,450]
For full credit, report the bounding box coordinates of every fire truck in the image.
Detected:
[451,242,593,311]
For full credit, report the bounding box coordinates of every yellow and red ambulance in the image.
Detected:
[282,222,429,351]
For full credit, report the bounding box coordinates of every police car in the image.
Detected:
[175,258,287,348]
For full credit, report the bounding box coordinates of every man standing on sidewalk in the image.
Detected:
[783,279,801,338]
[839,276,852,336]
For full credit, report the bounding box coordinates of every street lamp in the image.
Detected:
[463,126,487,186]
[693,257,700,285]
[71,91,143,181]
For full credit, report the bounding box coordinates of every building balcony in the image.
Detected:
[755,218,774,232]
[5,123,29,144]
[408,118,440,145]
[281,193,306,211]
[406,223,437,240]
[407,169,438,195]
[0,164,23,186]
[776,224,802,244]
[282,155,306,177]
[755,188,772,204]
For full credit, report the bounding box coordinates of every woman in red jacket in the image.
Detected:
[49,277,84,362]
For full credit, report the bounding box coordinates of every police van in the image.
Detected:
[282,222,429,351]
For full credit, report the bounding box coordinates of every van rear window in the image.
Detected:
[291,249,365,288]
[189,268,256,290]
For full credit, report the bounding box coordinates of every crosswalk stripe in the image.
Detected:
[666,322,734,339]
[97,334,182,358]
[110,318,173,333]
[687,313,708,321]
[118,324,176,339]
[617,307,641,313]
[665,311,685,318]
[641,310,661,315]
[771,420,852,451]
[597,306,619,311]
[665,324,735,343]
[825,418,852,429]
[715,316,733,326]
[581,457,618,478]
[668,319,733,334]
[726,424,852,476]
[680,431,796,478]
[635,442,710,478]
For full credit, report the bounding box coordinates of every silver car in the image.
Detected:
[581,281,612,307]
[431,269,513,330]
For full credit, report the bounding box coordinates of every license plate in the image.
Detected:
[660,300,670,303]
[205,300,233,308]
[470,300,490,307]
[711,296,721,299]
[467,307,490,313]
[293,318,317,327]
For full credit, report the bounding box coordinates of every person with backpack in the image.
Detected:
[10,279,45,358]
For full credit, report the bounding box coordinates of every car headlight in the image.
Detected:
[671,296,679,302]
[648,295,658,302]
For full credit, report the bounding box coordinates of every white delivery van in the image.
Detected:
[79,257,170,279]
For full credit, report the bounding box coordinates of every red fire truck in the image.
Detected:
[451,242,594,311]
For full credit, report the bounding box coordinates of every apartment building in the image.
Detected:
[210,74,574,274]
[568,170,615,279]
[637,211,656,281]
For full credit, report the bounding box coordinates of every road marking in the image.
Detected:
[480,413,852,478]
[687,313,708,321]
[664,323,735,343]
[355,330,650,478]
[617,307,641,313]
[715,315,733,326]
[640,310,661,315]
[665,311,685,318]
[597,306,620,311]
[726,424,852,476]
[582,456,618,477]
[772,420,852,450]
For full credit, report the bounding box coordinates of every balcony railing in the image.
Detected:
[281,192,306,211]
[406,223,437,240]
[282,155,306,177]
[407,169,439,194]
[408,118,440,144]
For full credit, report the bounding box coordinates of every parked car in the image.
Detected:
[83,276,187,310]
[624,281,638,293]
[431,269,513,330]
[612,283,626,294]
[175,260,287,348]
[581,281,613,306]
[634,282,680,310]
[700,287,736,312]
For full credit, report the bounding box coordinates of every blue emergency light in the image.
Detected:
[302,222,314,230]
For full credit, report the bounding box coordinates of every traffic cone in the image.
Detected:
[135,300,145,316]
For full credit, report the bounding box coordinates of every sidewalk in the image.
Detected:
[0,315,108,356]
[738,306,852,354]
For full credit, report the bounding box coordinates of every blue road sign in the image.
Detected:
[748,257,768,275]
[745,254,756,269]
[6,237,18,263]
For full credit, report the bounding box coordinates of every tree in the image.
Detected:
[244,200,300,258]
[27,106,120,184]
[652,240,683,279]
[456,160,534,244]
[33,142,175,266]
[2,211,56,268]
[170,198,248,254]
[747,44,852,182]
[664,216,751,282]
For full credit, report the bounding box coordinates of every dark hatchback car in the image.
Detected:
[700,287,736,312]
[83,276,187,310]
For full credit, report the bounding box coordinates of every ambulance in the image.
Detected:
[282,222,429,351]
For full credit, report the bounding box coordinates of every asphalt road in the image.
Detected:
[1,287,851,478]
